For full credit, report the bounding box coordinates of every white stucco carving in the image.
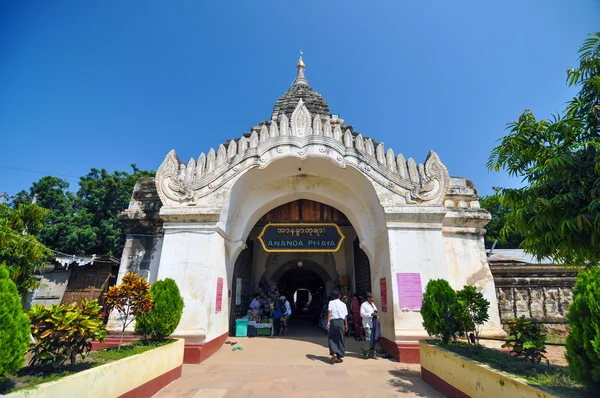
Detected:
[156,100,450,207]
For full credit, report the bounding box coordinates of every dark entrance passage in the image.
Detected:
[276,263,326,323]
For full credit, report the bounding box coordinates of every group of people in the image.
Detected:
[249,293,292,336]
[327,290,381,364]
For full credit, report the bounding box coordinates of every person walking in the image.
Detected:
[360,292,379,358]
[327,289,348,364]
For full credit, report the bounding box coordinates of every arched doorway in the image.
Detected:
[229,199,371,336]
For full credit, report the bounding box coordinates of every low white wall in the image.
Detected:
[6,339,184,398]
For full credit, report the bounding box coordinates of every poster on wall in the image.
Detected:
[216,277,224,313]
[380,277,387,312]
[235,278,242,305]
[396,273,423,310]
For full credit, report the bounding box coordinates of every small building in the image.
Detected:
[31,255,119,309]
[110,54,504,363]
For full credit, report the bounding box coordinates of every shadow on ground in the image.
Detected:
[387,369,432,397]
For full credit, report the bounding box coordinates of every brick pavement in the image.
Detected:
[155,321,443,398]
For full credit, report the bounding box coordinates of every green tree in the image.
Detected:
[14,165,154,257]
[12,176,91,254]
[487,32,600,267]
[566,266,600,387]
[135,278,184,341]
[0,263,30,380]
[76,165,154,256]
[456,285,490,344]
[479,194,523,249]
[421,279,462,343]
[0,203,51,296]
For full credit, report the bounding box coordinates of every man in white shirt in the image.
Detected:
[327,289,348,364]
[280,296,292,335]
[360,292,379,358]
[249,293,261,314]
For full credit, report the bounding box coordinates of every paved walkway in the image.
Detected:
[156,320,442,398]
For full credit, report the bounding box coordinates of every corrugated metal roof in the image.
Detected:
[487,249,555,264]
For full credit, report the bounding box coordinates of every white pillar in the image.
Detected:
[385,206,449,341]
[442,208,504,337]
[157,222,230,342]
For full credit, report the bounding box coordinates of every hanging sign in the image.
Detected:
[258,223,345,253]
[216,277,224,313]
[397,273,423,310]
[235,278,242,305]
[380,277,388,312]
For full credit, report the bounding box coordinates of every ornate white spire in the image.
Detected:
[292,50,309,86]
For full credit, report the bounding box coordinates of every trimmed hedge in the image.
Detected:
[136,278,184,341]
[0,263,30,379]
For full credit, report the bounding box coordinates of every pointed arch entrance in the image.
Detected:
[229,199,371,336]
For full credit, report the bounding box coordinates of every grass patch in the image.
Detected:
[427,340,596,398]
[0,339,175,394]
[546,333,568,346]
[89,339,174,362]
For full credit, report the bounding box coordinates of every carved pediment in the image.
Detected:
[156,100,450,207]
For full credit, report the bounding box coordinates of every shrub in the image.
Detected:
[421,279,462,343]
[566,266,600,387]
[502,316,547,363]
[135,278,184,341]
[0,263,30,379]
[456,285,490,344]
[104,272,153,349]
[28,299,107,367]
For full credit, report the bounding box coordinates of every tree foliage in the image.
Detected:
[104,272,153,349]
[487,32,600,267]
[456,285,490,344]
[13,165,155,257]
[421,279,462,343]
[566,266,600,387]
[0,263,30,379]
[135,278,184,341]
[0,203,51,296]
[28,299,107,367]
[479,194,523,249]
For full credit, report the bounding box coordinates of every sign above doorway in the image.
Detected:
[258,223,345,253]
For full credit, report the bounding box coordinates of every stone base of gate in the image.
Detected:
[379,338,421,364]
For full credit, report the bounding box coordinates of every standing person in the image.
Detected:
[327,289,348,364]
[273,298,283,336]
[360,292,379,358]
[350,293,364,341]
[250,293,261,314]
[280,296,292,335]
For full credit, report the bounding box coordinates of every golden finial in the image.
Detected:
[297,50,305,68]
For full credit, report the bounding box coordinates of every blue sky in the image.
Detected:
[1,1,599,198]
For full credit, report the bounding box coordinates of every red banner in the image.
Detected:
[216,277,224,313]
[380,277,387,312]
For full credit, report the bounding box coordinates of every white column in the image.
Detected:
[157,222,230,342]
[442,209,504,337]
[385,206,449,341]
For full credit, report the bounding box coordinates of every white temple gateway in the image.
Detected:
[110,53,503,363]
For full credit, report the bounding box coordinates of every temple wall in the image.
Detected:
[490,263,578,332]
[387,207,450,341]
